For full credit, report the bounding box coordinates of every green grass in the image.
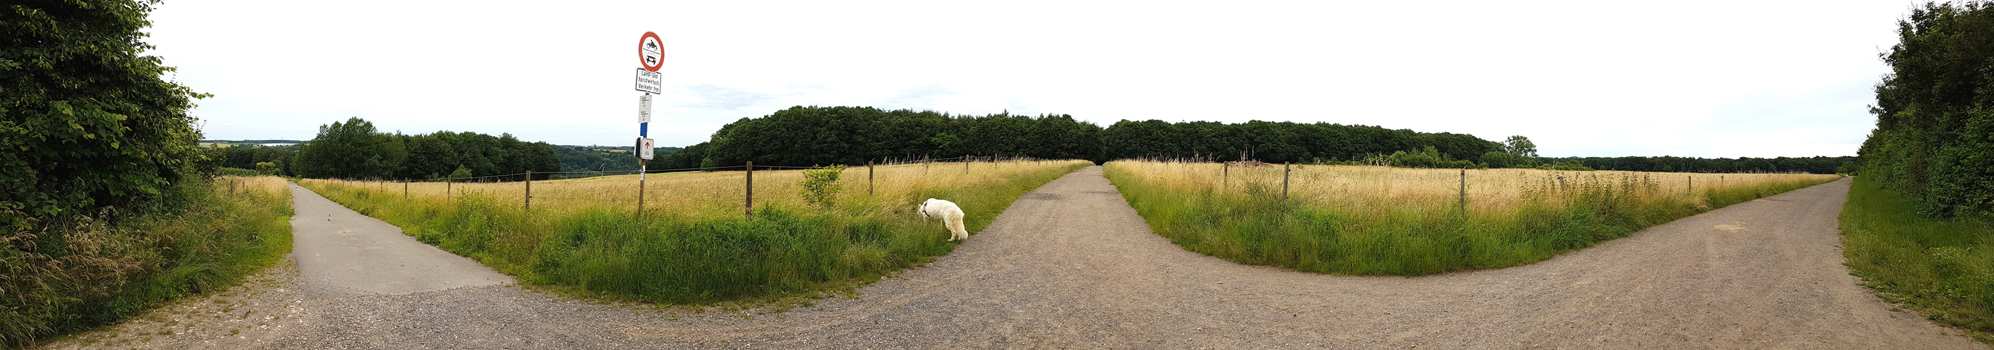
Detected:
[0,176,294,348]
[300,162,1086,305]
[1104,163,1839,276]
[1841,176,1994,345]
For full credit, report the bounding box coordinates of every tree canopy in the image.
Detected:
[1860,1,1994,218]
[1,0,209,222]
[657,106,1503,168]
[289,117,561,180]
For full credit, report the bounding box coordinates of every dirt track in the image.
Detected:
[43,167,1983,349]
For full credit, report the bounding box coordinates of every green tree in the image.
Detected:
[290,117,403,179]
[1,0,209,221]
[1861,1,1994,218]
[1,0,215,345]
[1502,135,1538,158]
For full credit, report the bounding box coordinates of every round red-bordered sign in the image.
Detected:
[638,32,665,72]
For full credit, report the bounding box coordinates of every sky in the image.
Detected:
[148,0,1919,158]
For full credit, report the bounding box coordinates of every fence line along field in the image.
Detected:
[297,159,1090,305]
[1105,160,1843,276]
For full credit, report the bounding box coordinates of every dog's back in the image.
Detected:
[920,198,970,241]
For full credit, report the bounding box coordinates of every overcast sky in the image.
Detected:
[149,0,1917,158]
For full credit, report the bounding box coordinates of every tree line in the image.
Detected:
[289,117,562,180]
[1560,156,1857,174]
[1860,1,1994,218]
[653,106,1849,174]
[653,106,1506,169]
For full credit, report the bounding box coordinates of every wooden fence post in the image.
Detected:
[1458,168,1467,213]
[745,161,755,219]
[404,180,408,199]
[868,160,875,196]
[1223,162,1229,189]
[524,170,533,213]
[1283,163,1291,201]
[446,177,452,201]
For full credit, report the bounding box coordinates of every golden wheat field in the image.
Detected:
[216,175,292,197]
[299,159,1092,217]
[1110,160,1844,215]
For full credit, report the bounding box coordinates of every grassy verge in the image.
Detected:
[1,176,293,347]
[1841,176,1994,345]
[299,161,1088,305]
[1104,161,1839,276]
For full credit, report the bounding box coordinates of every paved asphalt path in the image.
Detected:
[41,167,1983,349]
[287,182,513,294]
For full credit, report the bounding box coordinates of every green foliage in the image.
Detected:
[1841,177,1994,344]
[1105,162,1836,276]
[660,107,1105,169]
[0,177,293,347]
[551,145,665,173]
[1555,155,1850,174]
[0,0,210,223]
[1480,151,1530,168]
[290,117,561,180]
[1503,135,1539,158]
[1100,119,1501,164]
[798,165,847,209]
[1537,160,1595,171]
[254,161,278,175]
[204,145,294,176]
[1861,1,1994,219]
[655,106,1507,169]
[291,117,403,179]
[216,167,261,177]
[299,162,1088,304]
[1371,146,1485,169]
[448,165,473,180]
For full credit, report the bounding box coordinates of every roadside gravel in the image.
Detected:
[38,167,1983,349]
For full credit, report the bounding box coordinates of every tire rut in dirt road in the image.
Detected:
[41,168,1982,349]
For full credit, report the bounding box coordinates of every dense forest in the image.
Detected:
[654,106,1502,169]
[553,145,674,173]
[653,106,1849,174]
[1560,156,1857,174]
[1860,1,1994,218]
[289,117,562,180]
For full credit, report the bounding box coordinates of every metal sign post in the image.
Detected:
[632,31,665,218]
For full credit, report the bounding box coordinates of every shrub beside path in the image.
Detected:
[42,166,1982,348]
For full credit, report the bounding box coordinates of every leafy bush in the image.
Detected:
[798,165,847,209]
[1861,1,1994,218]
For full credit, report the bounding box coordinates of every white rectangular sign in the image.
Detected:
[634,68,663,94]
[639,94,652,123]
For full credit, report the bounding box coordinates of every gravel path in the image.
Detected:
[41,167,1983,349]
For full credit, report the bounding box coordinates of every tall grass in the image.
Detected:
[298,159,1089,304]
[0,176,293,347]
[1105,160,1841,275]
[1841,177,1994,345]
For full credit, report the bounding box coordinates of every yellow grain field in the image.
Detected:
[1111,160,1843,216]
[299,159,1092,218]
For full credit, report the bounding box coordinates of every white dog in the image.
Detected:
[918,198,970,241]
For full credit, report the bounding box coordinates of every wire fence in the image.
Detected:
[306,155,1058,219]
[1115,158,1845,215]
